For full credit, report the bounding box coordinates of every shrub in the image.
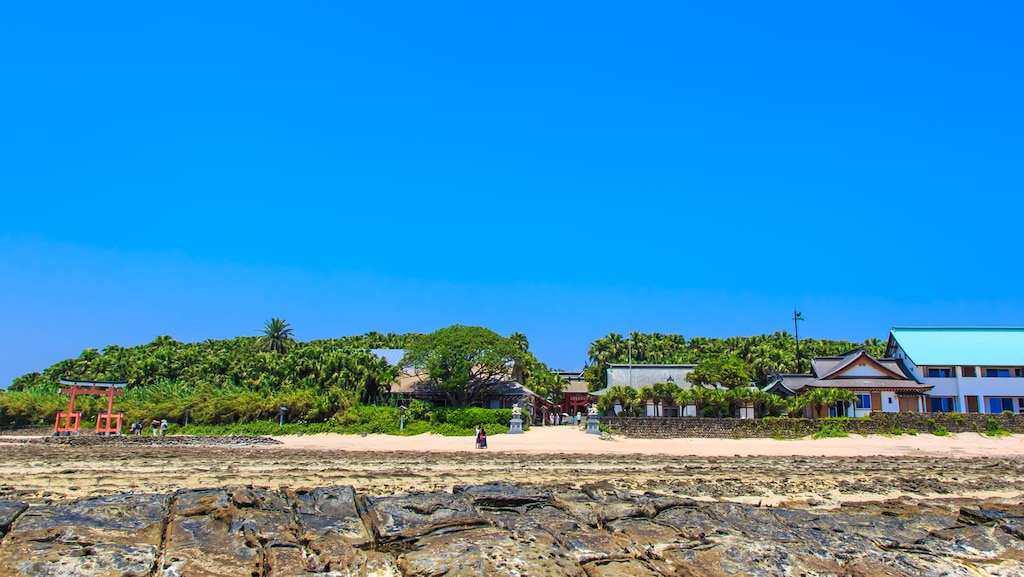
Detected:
[985,417,1010,437]
[932,425,949,436]
[812,422,849,439]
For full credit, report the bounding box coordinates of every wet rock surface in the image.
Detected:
[0,483,1021,576]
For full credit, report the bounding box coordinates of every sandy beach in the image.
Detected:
[1,428,1023,507]
[272,426,1024,458]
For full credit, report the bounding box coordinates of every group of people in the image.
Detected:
[128,419,167,436]
[474,425,487,449]
[547,412,585,426]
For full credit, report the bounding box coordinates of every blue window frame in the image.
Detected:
[988,397,1015,413]
[930,397,955,412]
[927,368,952,377]
[855,394,871,409]
[985,368,1011,377]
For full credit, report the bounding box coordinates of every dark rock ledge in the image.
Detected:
[0,483,1021,576]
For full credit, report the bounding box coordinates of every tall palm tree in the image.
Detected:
[509,332,529,353]
[257,318,296,354]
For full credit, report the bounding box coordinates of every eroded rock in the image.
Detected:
[0,483,1022,576]
[0,494,167,577]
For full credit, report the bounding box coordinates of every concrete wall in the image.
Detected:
[607,366,693,389]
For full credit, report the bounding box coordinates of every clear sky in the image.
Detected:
[3,1,1023,387]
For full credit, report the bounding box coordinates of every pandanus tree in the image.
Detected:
[638,383,677,417]
[803,388,857,418]
[638,386,657,416]
[257,318,296,354]
[785,395,810,418]
[598,385,639,416]
[654,381,680,416]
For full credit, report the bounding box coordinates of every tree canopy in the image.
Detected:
[685,355,752,390]
[2,331,415,427]
[585,331,885,389]
[401,325,526,408]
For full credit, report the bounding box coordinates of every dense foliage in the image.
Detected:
[584,331,885,389]
[401,325,565,408]
[1,323,887,430]
[0,325,562,430]
[1,331,416,428]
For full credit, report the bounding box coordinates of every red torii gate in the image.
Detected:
[54,378,128,436]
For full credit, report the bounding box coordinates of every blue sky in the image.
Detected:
[3,1,1023,386]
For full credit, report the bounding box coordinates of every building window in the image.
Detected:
[985,368,1011,378]
[960,366,976,377]
[930,397,955,413]
[855,394,871,409]
[927,368,952,378]
[1017,369,1023,377]
[987,397,1015,413]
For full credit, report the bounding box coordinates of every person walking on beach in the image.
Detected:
[151,419,160,436]
[160,419,168,436]
[476,426,487,449]
[474,426,481,449]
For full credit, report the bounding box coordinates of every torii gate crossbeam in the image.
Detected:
[54,378,127,436]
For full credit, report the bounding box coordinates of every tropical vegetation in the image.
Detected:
[584,331,885,390]
[0,320,896,431]
[0,322,563,430]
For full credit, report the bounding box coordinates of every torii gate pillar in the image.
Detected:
[54,378,127,436]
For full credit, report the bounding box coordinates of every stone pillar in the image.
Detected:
[508,414,524,434]
[586,414,601,435]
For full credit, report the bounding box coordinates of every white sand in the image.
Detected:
[273,426,1024,458]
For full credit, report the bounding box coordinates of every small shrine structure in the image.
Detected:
[54,378,128,436]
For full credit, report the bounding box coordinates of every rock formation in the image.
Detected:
[0,482,1020,576]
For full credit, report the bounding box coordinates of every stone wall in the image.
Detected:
[599,413,1024,439]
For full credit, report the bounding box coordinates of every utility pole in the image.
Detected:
[627,317,633,390]
[793,309,804,373]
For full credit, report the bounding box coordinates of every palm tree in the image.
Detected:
[673,388,692,416]
[785,395,809,418]
[509,332,529,353]
[598,385,639,416]
[257,318,296,354]
[707,389,729,418]
[638,386,657,416]
[686,386,715,417]
[654,381,680,416]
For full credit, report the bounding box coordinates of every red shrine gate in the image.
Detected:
[54,378,128,436]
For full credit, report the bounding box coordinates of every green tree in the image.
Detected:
[597,385,639,416]
[401,325,523,408]
[257,318,295,354]
[686,355,752,390]
[803,388,856,418]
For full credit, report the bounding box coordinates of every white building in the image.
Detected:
[599,364,697,417]
[885,327,1024,414]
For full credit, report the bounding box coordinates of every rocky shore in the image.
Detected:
[0,481,1021,576]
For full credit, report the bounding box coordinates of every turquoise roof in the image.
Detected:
[888,327,1024,366]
